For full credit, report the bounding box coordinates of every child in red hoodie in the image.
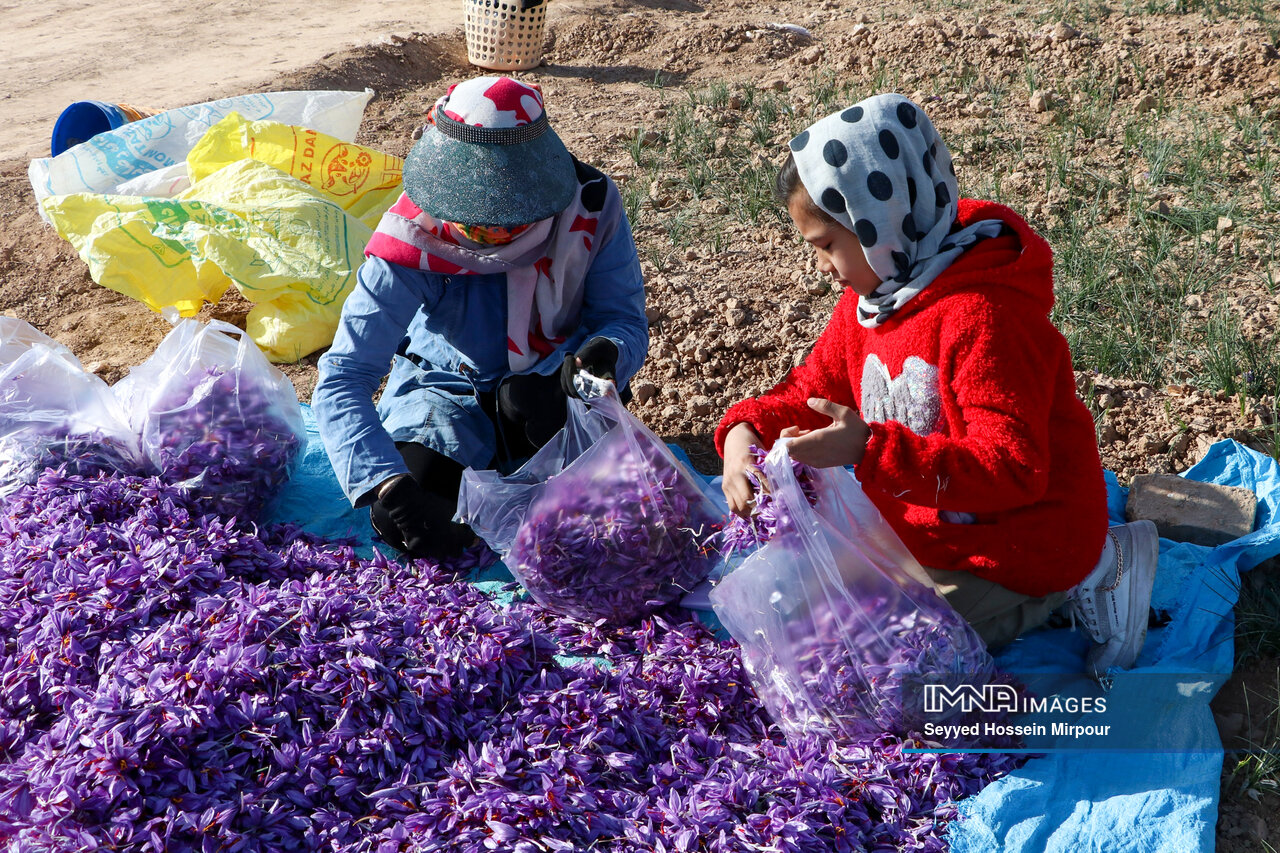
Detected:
[717,94,1158,677]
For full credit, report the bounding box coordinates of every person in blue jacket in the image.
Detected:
[313,76,648,560]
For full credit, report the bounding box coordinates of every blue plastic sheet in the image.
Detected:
[266,404,376,551]
[949,440,1280,853]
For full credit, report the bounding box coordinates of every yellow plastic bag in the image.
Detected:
[187,114,403,230]
[40,113,404,362]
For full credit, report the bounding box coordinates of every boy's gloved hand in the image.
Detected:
[377,475,475,559]
[559,336,619,398]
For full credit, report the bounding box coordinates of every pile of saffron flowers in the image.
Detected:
[0,467,1022,852]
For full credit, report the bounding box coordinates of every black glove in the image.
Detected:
[376,475,475,560]
[559,336,619,398]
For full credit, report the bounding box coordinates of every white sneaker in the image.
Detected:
[1065,520,1159,679]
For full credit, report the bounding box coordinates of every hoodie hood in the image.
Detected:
[883,199,1055,323]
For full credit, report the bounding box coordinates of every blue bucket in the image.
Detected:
[51,101,137,156]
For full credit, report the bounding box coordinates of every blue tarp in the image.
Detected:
[949,440,1280,853]
[267,405,378,550]
[268,406,1280,852]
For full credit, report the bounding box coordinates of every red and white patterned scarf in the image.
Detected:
[365,77,616,373]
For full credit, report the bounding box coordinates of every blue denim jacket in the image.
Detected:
[313,215,647,506]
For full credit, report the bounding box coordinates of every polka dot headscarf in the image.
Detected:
[789,93,1005,328]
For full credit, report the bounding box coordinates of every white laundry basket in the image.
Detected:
[464,0,549,71]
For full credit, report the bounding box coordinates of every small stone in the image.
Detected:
[684,247,699,261]
[661,404,682,420]
[689,395,714,417]
[727,92,746,110]
[639,129,661,147]
[1149,199,1171,216]
[644,307,663,325]
[767,79,787,91]
[1051,22,1080,40]
[725,308,749,328]
[1134,93,1158,112]
[1030,90,1051,112]
[1184,294,1204,310]
[1137,434,1166,455]
[1217,216,1235,232]
[1169,432,1192,455]
[804,276,830,296]
[633,381,659,405]
[1246,814,1269,843]
[1126,474,1259,546]
[798,45,824,65]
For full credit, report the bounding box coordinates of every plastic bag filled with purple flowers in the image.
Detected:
[0,319,147,494]
[457,375,724,623]
[711,440,994,742]
[113,318,305,519]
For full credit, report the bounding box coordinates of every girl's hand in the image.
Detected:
[786,398,871,468]
[722,422,764,518]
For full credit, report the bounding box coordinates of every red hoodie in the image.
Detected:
[715,199,1108,597]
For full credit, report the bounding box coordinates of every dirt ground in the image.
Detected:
[2,0,1279,848]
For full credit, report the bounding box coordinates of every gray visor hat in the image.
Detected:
[402,110,577,228]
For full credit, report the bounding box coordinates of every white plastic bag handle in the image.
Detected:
[572,369,619,401]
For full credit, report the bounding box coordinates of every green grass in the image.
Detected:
[998,64,1280,397]
[926,0,1279,40]
[1217,563,1280,807]
[1234,568,1280,669]
[623,59,1279,401]
[1225,670,1280,803]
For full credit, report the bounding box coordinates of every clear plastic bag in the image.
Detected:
[710,440,994,741]
[0,316,77,364]
[113,319,305,519]
[0,319,146,494]
[456,376,724,623]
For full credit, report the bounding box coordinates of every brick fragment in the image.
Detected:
[1125,474,1257,547]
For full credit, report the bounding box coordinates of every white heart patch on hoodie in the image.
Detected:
[860,353,944,437]
[860,354,973,522]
